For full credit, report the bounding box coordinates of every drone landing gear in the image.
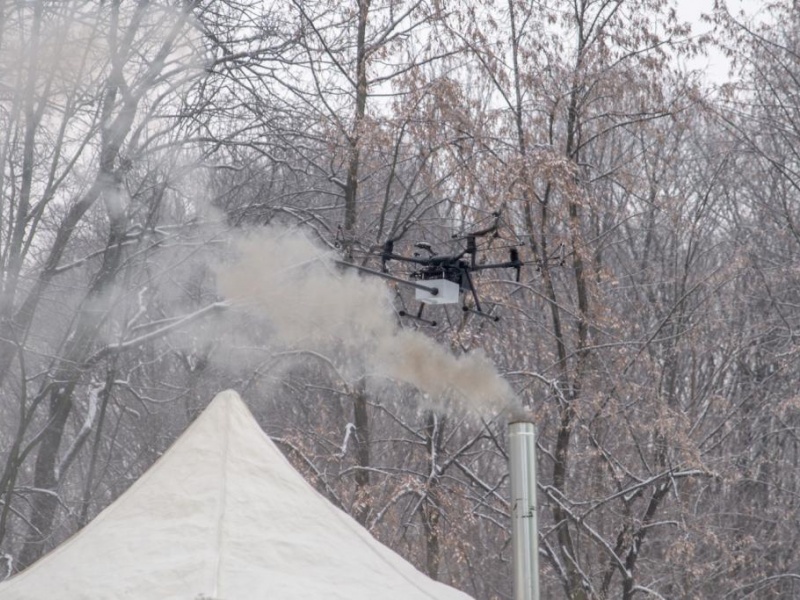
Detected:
[399,304,437,327]
[462,270,500,322]
[463,306,500,322]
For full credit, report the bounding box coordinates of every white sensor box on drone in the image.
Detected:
[416,279,460,305]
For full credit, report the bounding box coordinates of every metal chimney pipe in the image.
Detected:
[509,421,540,600]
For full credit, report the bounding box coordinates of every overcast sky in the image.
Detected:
[674,0,769,82]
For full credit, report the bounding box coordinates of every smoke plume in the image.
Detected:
[215,226,517,415]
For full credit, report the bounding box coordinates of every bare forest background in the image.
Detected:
[1,0,799,598]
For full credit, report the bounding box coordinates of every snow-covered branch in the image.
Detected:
[55,380,103,481]
[87,301,229,364]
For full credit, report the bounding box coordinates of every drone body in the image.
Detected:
[380,214,522,325]
[336,211,523,326]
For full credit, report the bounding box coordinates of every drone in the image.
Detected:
[337,212,523,326]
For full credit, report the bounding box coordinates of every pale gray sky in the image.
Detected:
[674,0,770,82]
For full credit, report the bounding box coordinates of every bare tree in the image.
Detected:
[0,0,230,567]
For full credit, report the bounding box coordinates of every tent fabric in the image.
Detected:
[0,390,474,599]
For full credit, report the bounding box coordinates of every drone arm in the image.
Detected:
[470,260,523,273]
[469,248,523,281]
[383,251,471,267]
[334,260,440,296]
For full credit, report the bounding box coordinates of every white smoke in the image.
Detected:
[214,226,517,415]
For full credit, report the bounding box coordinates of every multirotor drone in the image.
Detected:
[338,212,523,326]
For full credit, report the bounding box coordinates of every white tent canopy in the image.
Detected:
[0,390,474,599]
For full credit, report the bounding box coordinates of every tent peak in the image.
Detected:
[0,389,474,599]
[205,388,246,412]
